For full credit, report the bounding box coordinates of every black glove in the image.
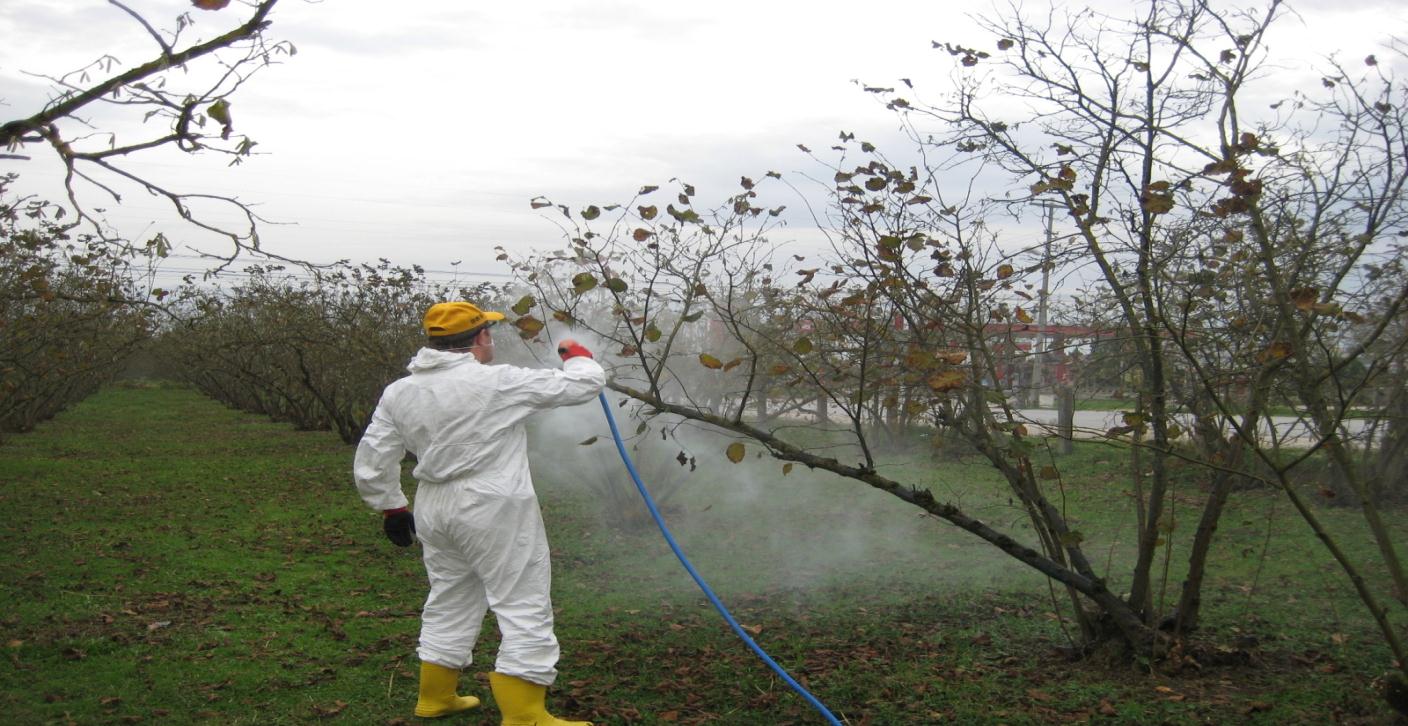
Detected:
[383,508,416,547]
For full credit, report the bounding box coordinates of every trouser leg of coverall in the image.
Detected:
[475,495,561,685]
[418,519,490,669]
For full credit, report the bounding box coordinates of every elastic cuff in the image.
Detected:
[558,343,593,361]
[383,507,408,517]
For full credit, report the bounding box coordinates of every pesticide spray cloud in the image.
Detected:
[495,315,1034,606]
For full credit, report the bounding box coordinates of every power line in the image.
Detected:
[147,254,515,279]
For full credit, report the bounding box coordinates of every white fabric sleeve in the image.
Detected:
[353,401,409,511]
[498,355,607,410]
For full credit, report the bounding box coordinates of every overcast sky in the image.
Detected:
[2,0,1404,288]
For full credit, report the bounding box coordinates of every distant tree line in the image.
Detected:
[156,262,498,444]
[0,176,153,441]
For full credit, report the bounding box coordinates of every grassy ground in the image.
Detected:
[1,382,1405,724]
[1069,397,1139,412]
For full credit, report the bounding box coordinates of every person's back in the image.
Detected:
[370,346,601,490]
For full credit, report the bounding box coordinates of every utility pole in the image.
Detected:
[1029,202,1055,407]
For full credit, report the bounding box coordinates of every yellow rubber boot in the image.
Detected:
[488,672,592,726]
[414,662,481,718]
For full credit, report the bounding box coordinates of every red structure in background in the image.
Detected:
[984,324,1118,386]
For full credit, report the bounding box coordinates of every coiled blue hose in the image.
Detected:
[596,393,844,726]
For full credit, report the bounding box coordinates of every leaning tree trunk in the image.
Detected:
[1370,380,1408,504]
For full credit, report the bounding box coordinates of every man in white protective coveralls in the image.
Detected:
[353,301,604,725]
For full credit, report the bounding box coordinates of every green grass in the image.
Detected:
[1071,397,1139,412]
[1,382,1405,724]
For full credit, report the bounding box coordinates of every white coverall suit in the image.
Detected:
[353,347,606,685]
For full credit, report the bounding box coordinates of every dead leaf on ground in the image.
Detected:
[312,699,347,718]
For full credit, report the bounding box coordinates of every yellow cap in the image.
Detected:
[422,301,505,337]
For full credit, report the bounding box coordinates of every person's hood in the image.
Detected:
[407,347,481,374]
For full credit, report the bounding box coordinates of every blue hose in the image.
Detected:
[596,393,844,726]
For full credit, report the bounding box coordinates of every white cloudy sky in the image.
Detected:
[1,0,1404,287]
